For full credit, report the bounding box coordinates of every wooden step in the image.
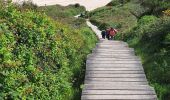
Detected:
[86,70,145,74]
[81,39,157,100]
[81,94,157,100]
[85,73,146,78]
[93,48,134,52]
[88,54,137,58]
[92,50,135,54]
[85,78,147,82]
[86,60,141,64]
[84,81,148,85]
[86,67,143,71]
[82,90,156,95]
[96,45,129,47]
[83,84,154,90]
[87,58,140,61]
[86,63,142,67]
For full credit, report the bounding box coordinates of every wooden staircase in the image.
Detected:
[81,39,157,100]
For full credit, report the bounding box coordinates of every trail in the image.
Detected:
[82,21,157,100]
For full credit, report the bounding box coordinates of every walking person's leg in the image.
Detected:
[102,34,105,39]
[108,35,110,40]
[111,36,113,40]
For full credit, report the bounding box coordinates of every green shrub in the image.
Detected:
[38,4,85,19]
[107,0,131,6]
[116,15,170,100]
[0,1,97,99]
[89,2,137,33]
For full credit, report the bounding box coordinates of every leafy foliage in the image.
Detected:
[88,3,137,32]
[106,0,131,6]
[140,0,170,15]
[116,15,170,100]
[0,1,97,99]
[38,4,85,21]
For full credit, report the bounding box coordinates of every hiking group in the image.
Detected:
[101,27,118,40]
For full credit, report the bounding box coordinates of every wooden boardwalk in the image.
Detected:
[81,39,157,100]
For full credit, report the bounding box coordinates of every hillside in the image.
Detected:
[88,0,170,100]
[38,4,85,25]
[0,1,97,100]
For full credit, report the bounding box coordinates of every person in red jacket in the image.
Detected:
[109,27,118,40]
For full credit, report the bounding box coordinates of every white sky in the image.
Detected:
[12,0,112,11]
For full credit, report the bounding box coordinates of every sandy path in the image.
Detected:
[12,0,112,11]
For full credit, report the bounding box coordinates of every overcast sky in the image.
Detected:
[12,0,112,11]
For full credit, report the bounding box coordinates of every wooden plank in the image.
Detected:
[85,73,146,78]
[88,55,138,59]
[95,47,131,50]
[92,52,135,55]
[93,48,134,52]
[82,90,156,95]
[86,66,143,69]
[87,58,141,61]
[86,60,141,64]
[86,68,143,71]
[94,47,134,50]
[84,81,148,85]
[86,65,143,68]
[96,45,128,48]
[97,42,128,45]
[92,51,134,54]
[97,42,128,44]
[86,63,142,67]
[81,95,157,100]
[92,53,134,57]
[83,84,153,90]
[86,70,145,74]
[85,78,147,82]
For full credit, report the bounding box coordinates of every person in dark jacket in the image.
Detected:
[106,28,110,40]
[101,30,106,39]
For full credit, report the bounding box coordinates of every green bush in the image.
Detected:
[38,4,85,20]
[116,15,170,100]
[0,1,97,99]
[140,0,170,15]
[88,2,137,33]
[107,0,131,6]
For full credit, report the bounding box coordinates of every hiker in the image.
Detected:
[101,30,106,39]
[109,27,118,40]
[106,28,110,40]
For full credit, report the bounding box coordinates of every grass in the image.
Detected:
[88,1,139,33]
[38,4,85,25]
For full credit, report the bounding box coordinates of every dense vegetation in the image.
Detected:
[88,0,170,100]
[0,1,97,99]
